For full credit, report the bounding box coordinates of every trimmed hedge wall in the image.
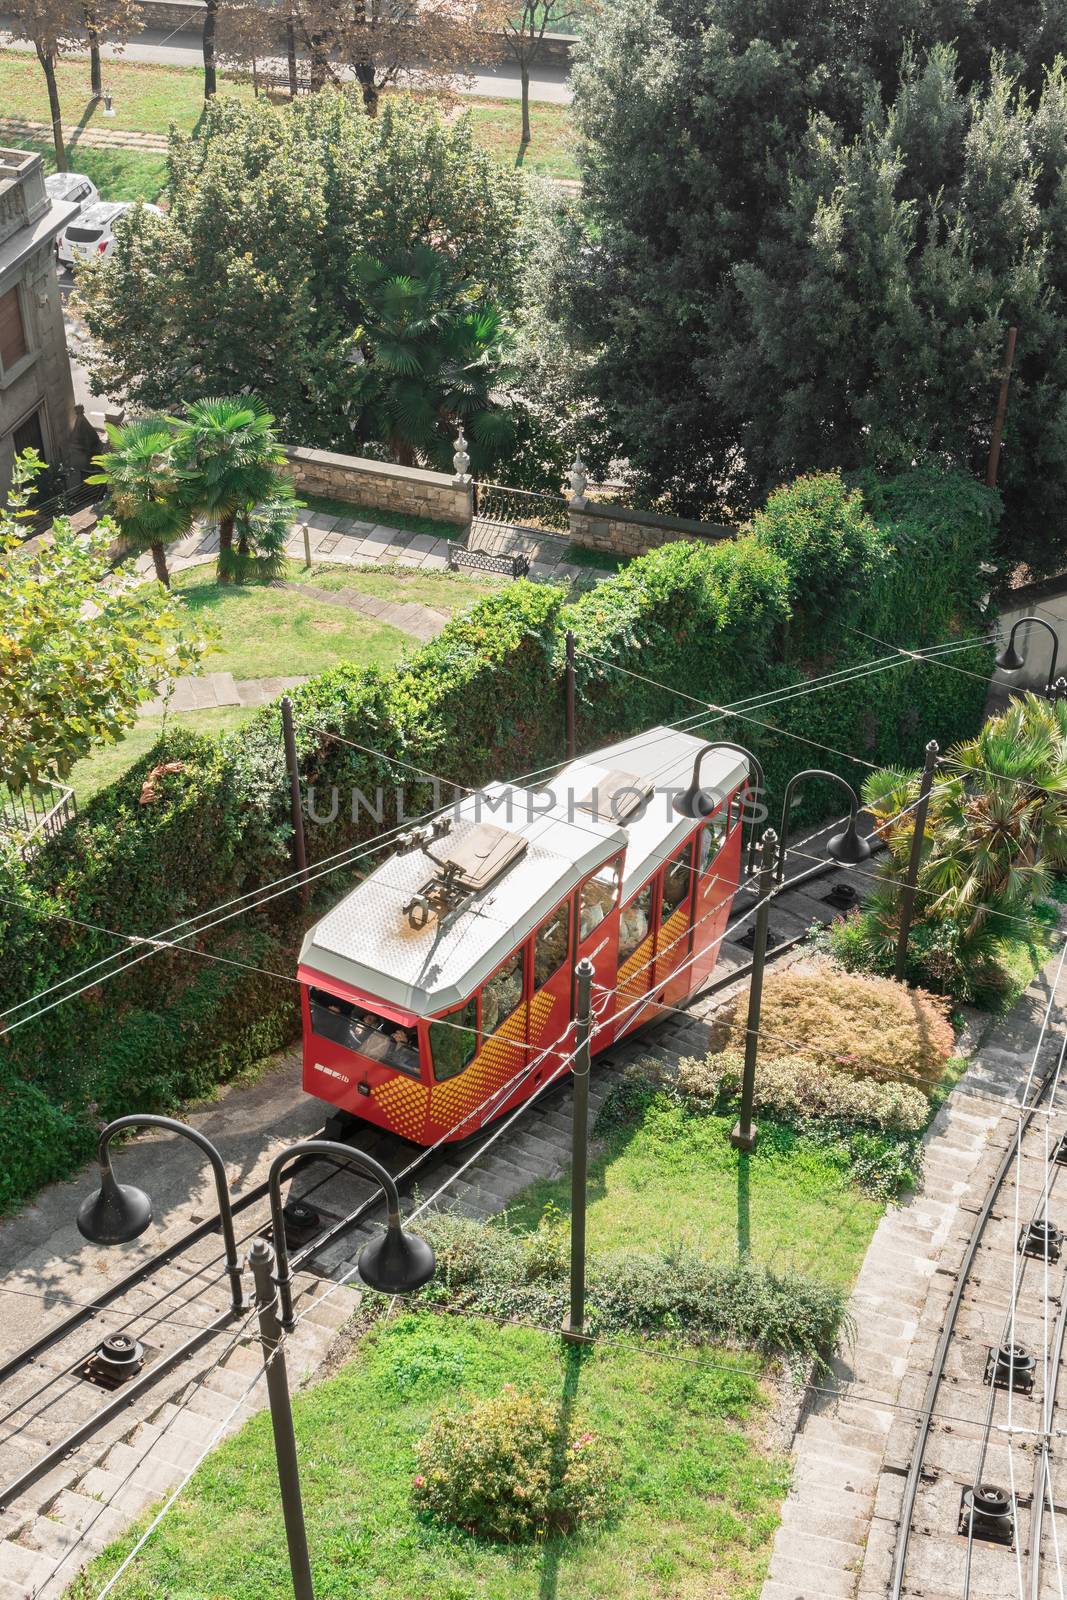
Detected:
[0,469,997,1212]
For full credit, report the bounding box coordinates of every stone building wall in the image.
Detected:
[284,446,473,528]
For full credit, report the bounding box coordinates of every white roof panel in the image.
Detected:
[298,729,748,1016]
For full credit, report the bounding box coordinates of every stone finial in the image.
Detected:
[568,453,588,507]
[452,428,471,484]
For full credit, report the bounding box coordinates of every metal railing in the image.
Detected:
[9,481,107,540]
[473,482,570,536]
[0,779,77,860]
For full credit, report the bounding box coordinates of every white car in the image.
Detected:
[57,201,164,269]
[45,171,99,218]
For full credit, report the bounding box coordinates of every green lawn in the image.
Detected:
[167,562,414,680]
[303,561,506,610]
[0,134,167,202]
[505,1093,884,1289]
[0,49,254,136]
[67,705,254,804]
[0,53,579,182]
[79,1315,788,1600]
[66,559,504,802]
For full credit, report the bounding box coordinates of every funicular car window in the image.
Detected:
[535,903,570,988]
[430,998,478,1081]
[482,948,525,1035]
[618,885,653,964]
[308,986,420,1078]
[661,842,692,921]
[698,812,727,873]
[579,860,621,941]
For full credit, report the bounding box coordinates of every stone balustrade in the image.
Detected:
[284,446,474,528]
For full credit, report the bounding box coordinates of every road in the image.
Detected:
[0,23,574,103]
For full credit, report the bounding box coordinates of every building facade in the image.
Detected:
[0,149,77,498]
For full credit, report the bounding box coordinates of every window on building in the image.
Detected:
[534,903,570,988]
[0,287,28,372]
[429,998,479,1082]
[11,409,43,459]
[482,949,525,1036]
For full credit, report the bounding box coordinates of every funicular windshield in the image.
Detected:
[308,986,420,1078]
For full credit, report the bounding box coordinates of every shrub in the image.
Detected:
[676,1049,930,1133]
[413,1386,615,1541]
[724,963,954,1089]
[412,1212,847,1360]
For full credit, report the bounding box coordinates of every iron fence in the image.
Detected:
[473,482,570,536]
[0,779,77,860]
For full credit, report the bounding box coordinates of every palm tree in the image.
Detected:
[174,398,289,583]
[349,247,516,470]
[87,418,192,588]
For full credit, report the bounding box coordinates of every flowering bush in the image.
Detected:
[677,1050,930,1133]
[413,1386,615,1541]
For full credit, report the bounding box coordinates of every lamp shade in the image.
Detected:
[357,1221,435,1294]
[672,780,716,819]
[77,1171,153,1245]
[827,816,872,868]
[996,640,1025,673]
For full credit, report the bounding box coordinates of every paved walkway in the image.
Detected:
[757,926,1067,1600]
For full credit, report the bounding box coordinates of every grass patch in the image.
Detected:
[301,493,460,541]
[66,705,254,804]
[79,1314,788,1600]
[463,96,578,180]
[0,132,167,201]
[563,541,624,572]
[0,49,255,136]
[301,560,506,611]
[167,562,414,680]
[505,1093,883,1288]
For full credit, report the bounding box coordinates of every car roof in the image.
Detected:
[78,202,125,227]
[46,172,94,194]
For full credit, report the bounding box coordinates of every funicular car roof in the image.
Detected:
[298,728,748,1015]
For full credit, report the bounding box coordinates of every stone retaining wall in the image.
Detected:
[284,446,473,528]
[137,0,577,65]
[568,498,736,558]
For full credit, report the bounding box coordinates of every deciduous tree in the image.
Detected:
[0,454,205,789]
[503,0,584,150]
[8,0,141,167]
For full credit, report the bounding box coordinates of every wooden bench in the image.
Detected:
[448,542,531,579]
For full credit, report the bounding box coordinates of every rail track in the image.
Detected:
[882,1003,1067,1600]
[0,827,858,1597]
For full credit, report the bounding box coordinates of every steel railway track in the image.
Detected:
[888,1035,1067,1600]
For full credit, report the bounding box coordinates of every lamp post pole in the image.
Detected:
[280,696,309,904]
[995,616,1060,699]
[248,1238,316,1600]
[565,630,577,761]
[894,741,939,982]
[563,957,594,1345]
[731,830,777,1154]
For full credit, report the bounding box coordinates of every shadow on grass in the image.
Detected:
[538,1341,585,1600]
[736,1149,750,1259]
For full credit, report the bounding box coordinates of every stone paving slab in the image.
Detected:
[759,931,1067,1600]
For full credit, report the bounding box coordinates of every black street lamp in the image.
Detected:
[995,616,1060,697]
[268,1140,435,1329]
[77,1114,245,1315]
[78,1117,436,1600]
[776,768,871,888]
[673,741,766,875]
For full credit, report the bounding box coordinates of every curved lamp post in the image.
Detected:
[269,1140,435,1329]
[76,1114,245,1315]
[996,616,1059,697]
[78,1118,436,1600]
[776,768,871,889]
[672,741,766,875]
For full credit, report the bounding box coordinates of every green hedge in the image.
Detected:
[0,468,996,1212]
